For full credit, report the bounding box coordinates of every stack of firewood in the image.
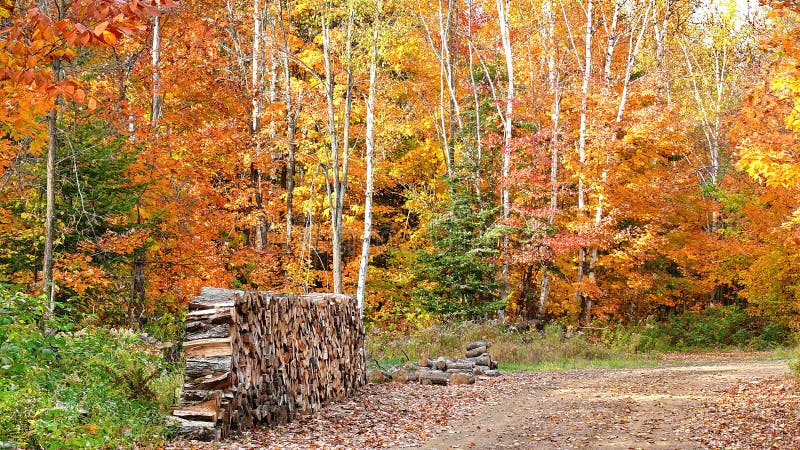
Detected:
[380,340,500,386]
[170,287,366,440]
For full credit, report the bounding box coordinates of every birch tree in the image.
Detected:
[538,0,561,320]
[41,0,67,313]
[418,0,462,177]
[497,0,514,321]
[357,0,382,312]
[573,0,593,323]
[583,0,650,323]
[322,1,355,294]
[276,0,300,252]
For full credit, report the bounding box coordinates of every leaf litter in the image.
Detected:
[168,358,800,449]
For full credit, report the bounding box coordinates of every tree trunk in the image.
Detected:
[538,0,559,320]
[497,0,514,322]
[584,2,650,323]
[466,2,482,200]
[322,4,355,295]
[151,2,163,128]
[357,2,381,313]
[43,97,58,315]
[131,2,164,313]
[250,0,268,251]
[602,1,620,91]
[251,0,261,135]
[278,0,296,252]
[418,0,461,177]
[42,0,65,316]
[575,0,593,324]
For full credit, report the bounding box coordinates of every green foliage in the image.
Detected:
[412,181,503,319]
[0,287,176,448]
[789,355,800,376]
[0,115,150,323]
[637,305,794,351]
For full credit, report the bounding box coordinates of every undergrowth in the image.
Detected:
[367,305,797,371]
[0,288,181,449]
[366,321,656,371]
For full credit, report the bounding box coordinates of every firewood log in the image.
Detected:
[367,369,389,384]
[171,288,365,440]
[465,345,487,358]
[449,372,476,385]
[418,369,450,385]
[391,369,410,383]
[434,356,448,371]
[465,340,487,351]
[402,361,419,371]
[418,352,430,368]
[168,417,221,441]
[467,355,493,367]
[466,355,485,365]
[446,361,475,371]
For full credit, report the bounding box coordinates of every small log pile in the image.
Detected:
[381,340,499,386]
[170,287,366,440]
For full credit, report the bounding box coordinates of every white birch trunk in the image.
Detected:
[152,1,163,127]
[357,1,381,312]
[467,2,482,198]
[574,0,592,324]
[539,0,560,319]
[584,2,651,322]
[251,0,261,135]
[321,18,340,294]
[497,0,514,322]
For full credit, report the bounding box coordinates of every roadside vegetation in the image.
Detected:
[2,285,799,448]
[0,288,181,449]
[3,0,800,447]
[367,305,798,372]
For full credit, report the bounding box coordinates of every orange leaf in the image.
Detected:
[73,88,86,104]
[102,30,117,45]
[93,21,109,36]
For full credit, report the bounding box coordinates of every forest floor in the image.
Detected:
[170,354,800,449]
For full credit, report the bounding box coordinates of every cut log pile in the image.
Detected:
[170,287,366,440]
[378,340,500,386]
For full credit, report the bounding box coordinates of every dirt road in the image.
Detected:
[171,357,799,449]
[419,360,789,450]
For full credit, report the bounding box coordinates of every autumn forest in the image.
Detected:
[3,0,799,328]
[4,0,800,445]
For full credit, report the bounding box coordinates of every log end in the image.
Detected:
[449,372,476,385]
[167,416,221,441]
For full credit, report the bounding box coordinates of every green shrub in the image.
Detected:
[0,287,178,448]
[790,356,800,375]
[638,305,795,351]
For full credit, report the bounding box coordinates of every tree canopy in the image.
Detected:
[1,0,799,331]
